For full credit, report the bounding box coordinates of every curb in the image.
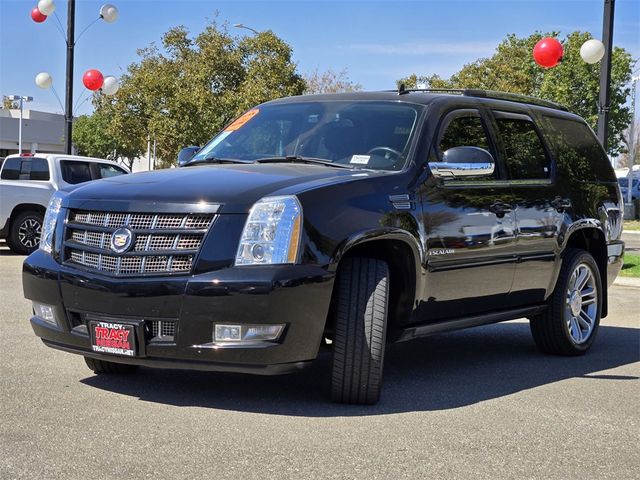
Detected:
[622,230,640,236]
[613,277,640,288]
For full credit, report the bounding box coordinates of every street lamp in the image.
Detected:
[5,95,33,155]
[233,23,259,35]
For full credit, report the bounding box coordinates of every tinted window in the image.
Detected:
[542,116,616,182]
[438,115,491,153]
[1,158,21,180]
[61,161,93,184]
[98,163,127,178]
[29,158,50,181]
[496,118,550,180]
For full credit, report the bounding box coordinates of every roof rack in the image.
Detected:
[394,85,568,111]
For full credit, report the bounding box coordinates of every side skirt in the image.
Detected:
[395,305,547,342]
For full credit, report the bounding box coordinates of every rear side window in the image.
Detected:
[30,158,50,180]
[541,116,616,182]
[1,158,21,180]
[0,157,49,180]
[61,161,92,184]
[495,117,550,180]
[97,163,128,179]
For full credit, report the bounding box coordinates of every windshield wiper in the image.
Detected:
[254,156,354,169]
[183,156,253,167]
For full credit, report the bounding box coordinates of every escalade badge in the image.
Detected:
[110,227,134,253]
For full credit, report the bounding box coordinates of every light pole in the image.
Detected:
[233,23,259,35]
[597,0,615,151]
[6,95,34,154]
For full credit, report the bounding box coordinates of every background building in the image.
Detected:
[0,109,65,156]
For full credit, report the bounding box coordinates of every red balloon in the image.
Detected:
[82,69,104,91]
[31,7,47,23]
[533,37,564,68]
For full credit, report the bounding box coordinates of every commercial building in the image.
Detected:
[0,109,65,157]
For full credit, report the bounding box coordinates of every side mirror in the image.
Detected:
[177,146,200,166]
[429,146,495,178]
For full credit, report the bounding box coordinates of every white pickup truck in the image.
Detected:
[0,153,129,254]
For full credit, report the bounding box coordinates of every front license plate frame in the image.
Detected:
[89,320,137,357]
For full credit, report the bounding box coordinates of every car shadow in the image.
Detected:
[80,322,639,417]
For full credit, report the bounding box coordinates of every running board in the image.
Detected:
[396,305,547,342]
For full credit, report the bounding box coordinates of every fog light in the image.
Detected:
[213,324,285,343]
[33,302,56,326]
[215,325,242,342]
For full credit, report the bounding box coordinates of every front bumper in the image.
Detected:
[23,250,335,374]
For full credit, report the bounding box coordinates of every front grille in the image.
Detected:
[149,320,177,339]
[64,210,216,276]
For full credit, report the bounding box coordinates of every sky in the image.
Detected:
[0,0,638,116]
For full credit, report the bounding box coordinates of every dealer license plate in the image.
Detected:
[89,321,137,357]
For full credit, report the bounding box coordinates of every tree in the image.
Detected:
[398,32,634,155]
[303,68,362,94]
[83,20,305,168]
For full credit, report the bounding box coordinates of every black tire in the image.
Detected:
[7,210,44,255]
[84,357,138,374]
[331,257,389,405]
[530,248,602,356]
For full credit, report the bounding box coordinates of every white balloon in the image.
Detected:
[100,4,118,23]
[580,39,605,64]
[37,0,56,16]
[35,72,53,89]
[101,76,120,96]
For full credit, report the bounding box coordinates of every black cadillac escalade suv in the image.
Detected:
[23,90,625,404]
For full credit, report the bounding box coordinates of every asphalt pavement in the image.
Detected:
[1,245,638,480]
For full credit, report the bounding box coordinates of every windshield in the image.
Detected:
[189,101,423,171]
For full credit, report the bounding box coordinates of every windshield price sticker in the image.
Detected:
[90,321,136,357]
[225,109,260,132]
[350,155,371,165]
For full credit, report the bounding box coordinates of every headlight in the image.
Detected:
[235,195,302,265]
[40,191,66,253]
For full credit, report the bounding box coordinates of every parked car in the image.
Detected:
[23,90,624,404]
[617,176,639,201]
[1,153,129,254]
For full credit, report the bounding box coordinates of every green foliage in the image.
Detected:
[398,31,634,155]
[79,20,305,168]
[72,113,117,160]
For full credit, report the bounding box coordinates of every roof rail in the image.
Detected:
[392,86,568,111]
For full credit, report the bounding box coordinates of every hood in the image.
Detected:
[65,163,384,214]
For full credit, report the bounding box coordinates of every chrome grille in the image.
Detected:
[64,209,216,276]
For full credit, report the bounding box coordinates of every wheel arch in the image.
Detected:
[562,225,608,318]
[10,203,47,224]
[327,230,423,337]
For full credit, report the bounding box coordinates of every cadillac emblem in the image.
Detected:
[110,227,134,253]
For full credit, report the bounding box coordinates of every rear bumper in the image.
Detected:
[23,250,335,374]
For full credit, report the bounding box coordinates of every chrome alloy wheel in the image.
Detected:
[565,263,598,344]
[18,218,42,249]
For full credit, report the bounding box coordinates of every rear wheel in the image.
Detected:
[84,357,138,374]
[331,257,389,405]
[7,211,43,255]
[530,248,602,355]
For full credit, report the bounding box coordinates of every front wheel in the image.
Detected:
[7,211,43,255]
[84,357,138,374]
[331,257,390,405]
[530,248,602,355]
